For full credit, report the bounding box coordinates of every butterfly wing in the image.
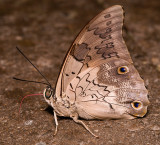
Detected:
[55,5,131,98]
[54,5,149,119]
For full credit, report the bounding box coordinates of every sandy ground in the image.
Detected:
[0,0,160,145]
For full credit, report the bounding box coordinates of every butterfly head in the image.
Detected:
[43,86,55,106]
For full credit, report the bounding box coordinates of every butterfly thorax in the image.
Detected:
[53,92,76,117]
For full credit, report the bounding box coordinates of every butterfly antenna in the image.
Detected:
[13,77,49,86]
[16,46,51,87]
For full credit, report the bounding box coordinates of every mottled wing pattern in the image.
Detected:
[55,5,132,101]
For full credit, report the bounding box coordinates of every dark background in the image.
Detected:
[0,0,160,144]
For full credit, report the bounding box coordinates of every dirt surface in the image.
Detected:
[0,0,160,145]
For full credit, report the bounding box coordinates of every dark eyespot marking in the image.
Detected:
[106,21,112,26]
[131,101,142,109]
[117,66,129,74]
[104,14,111,18]
[65,74,69,76]
[134,102,140,108]
[120,67,126,72]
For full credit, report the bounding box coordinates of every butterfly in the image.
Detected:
[15,5,149,137]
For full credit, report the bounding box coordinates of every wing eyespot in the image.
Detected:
[131,101,142,109]
[117,66,129,74]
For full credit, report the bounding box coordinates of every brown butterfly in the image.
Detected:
[15,5,150,137]
[42,5,150,137]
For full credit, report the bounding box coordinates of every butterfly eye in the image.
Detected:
[117,66,129,74]
[131,101,142,109]
[45,88,53,99]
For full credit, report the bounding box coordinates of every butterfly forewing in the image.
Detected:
[55,5,132,99]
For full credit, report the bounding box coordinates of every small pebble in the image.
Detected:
[142,61,148,65]
[94,129,99,132]
[35,141,46,145]
[15,36,23,41]
[25,120,33,126]
[151,125,160,131]
[157,65,160,72]
[131,133,135,137]
[151,58,159,65]
[151,57,160,72]
[79,141,84,145]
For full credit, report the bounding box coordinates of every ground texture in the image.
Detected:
[0,0,160,145]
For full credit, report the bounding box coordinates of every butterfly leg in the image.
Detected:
[53,111,58,135]
[71,113,99,138]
